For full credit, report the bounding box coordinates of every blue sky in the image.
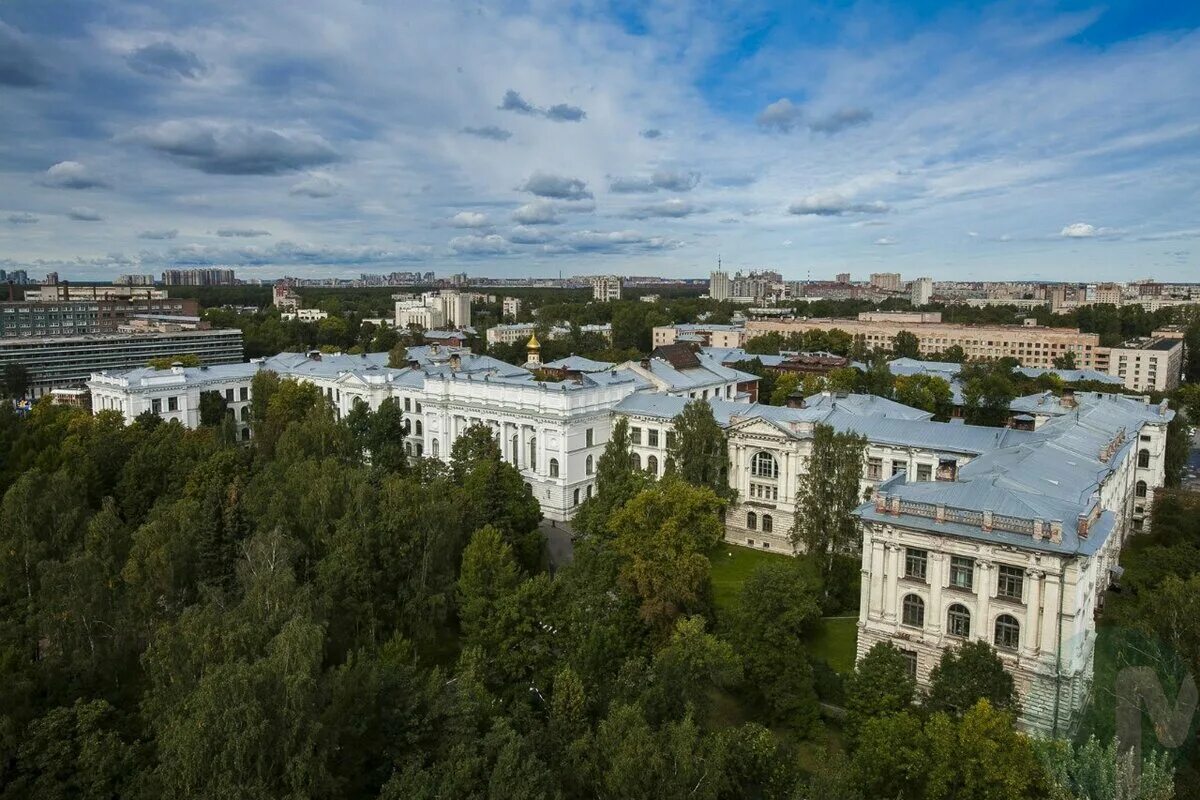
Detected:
[1,0,1198,281]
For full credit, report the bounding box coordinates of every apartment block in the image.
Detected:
[746,317,1100,369]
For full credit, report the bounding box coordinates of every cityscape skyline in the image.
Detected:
[2,1,1199,281]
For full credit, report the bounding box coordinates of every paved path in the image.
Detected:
[540,519,576,573]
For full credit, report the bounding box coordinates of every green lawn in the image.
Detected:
[709,543,859,675]
[709,543,786,614]
[809,616,858,674]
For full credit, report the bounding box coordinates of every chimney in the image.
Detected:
[640,357,650,370]
[449,353,461,371]
[1076,513,1089,539]
[1032,519,1044,540]
[1050,521,1063,543]
[935,504,946,523]
[874,493,887,513]
[1060,388,1076,408]
[982,509,993,532]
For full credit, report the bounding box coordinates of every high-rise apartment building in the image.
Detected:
[709,270,731,301]
[870,272,902,292]
[910,276,933,306]
[591,275,623,302]
[161,268,237,286]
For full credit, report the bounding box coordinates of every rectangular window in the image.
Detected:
[867,457,883,481]
[648,429,659,447]
[225,388,234,401]
[630,426,642,445]
[900,649,918,680]
[586,428,594,447]
[916,464,932,482]
[666,430,676,448]
[167,396,178,412]
[405,398,411,412]
[240,387,248,401]
[892,459,906,477]
[905,548,927,581]
[950,556,975,591]
[151,398,162,414]
[997,565,1024,600]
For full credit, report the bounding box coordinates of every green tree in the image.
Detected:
[665,399,730,497]
[198,390,228,427]
[791,423,867,584]
[608,476,724,634]
[1053,351,1078,370]
[572,417,647,537]
[733,560,822,729]
[364,397,407,474]
[962,362,1018,427]
[147,353,201,369]
[923,701,1049,800]
[457,525,521,643]
[926,640,1017,716]
[1037,735,1175,800]
[892,329,921,358]
[768,372,801,406]
[648,615,742,720]
[843,641,915,742]
[2,363,30,398]
[893,373,954,418]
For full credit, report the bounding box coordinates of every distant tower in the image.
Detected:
[524,332,542,368]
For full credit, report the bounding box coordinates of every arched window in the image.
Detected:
[549,458,559,478]
[994,615,1020,651]
[511,434,519,465]
[747,511,757,531]
[573,488,580,506]
[431,439,439,457]
[585,455,594,475]
[647,455,658,475]
[631,452,641,470]
[405,441,412,455]
[902,594,925,628]
[524,482,532,495]
[751,451,779,479]
[529,436,537,470]
[762,514,773,533]
[415,420,423,435]
[1135,480,1147,498]
[947,604,971,638]
[586,484,593,499]
[240,406,249,421]
[1138,449,1150,468]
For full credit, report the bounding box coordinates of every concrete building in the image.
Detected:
[394,290,471,330]
[281,308,329,322]
[23,284,168,301]
[0,296,200,338]
[613,386,1173,735]
[836,272,851,284]
[709,270,732,301]
[116,274,156,286]
[502,297,522,318]
[746,317,1101,369]
[161,268,236,286]
[910,277,933,307]
[613,344,760,405]
[2,328,244,397]
[652,323,746,348]
[870,272,903,292]
[591,275,623,302]
[1102,337,1185,392]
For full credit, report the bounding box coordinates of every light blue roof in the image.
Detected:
[542,355,616,372]
[802,392,934,420]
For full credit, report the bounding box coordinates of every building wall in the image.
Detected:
[747,318,1101,369]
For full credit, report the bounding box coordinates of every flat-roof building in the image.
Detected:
[0,329,244,397]
[747,317,1101,369]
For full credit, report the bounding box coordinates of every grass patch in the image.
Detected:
[809,616,858,675]
[709,542,787,614]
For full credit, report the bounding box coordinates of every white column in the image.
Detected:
[1023,569,1043,657]
[1039,571,1062,654]
[927,552,945,634]
[883,544,902,622]
[975,560,993,644]
[869,540,887,618]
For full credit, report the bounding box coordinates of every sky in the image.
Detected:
[1,0,1199,282]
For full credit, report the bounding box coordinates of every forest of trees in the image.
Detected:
[0,386,1191,798]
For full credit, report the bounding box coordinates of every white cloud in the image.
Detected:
[42,161,109,189]
[67,206,104,221]
[289,173,341,198]
[788,193,890,216]
[447,211,490,228]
